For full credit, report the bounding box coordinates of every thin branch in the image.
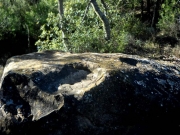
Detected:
[58,0,68,51]
[151,1,156,27]
[90,0,110,40]
[81,1,91,23]
[100,0,108,16]
[24,23,30,49]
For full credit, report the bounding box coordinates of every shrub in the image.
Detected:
[157,0,180,38]
[35,1,150,53]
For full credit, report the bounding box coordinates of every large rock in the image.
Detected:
[0,65,3,79]
[0,50,180,135]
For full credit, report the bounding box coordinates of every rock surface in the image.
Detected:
[0,50,180,135]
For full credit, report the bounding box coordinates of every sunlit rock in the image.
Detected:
[0,50,180,134]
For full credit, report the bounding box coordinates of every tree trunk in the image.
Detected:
[58,0,68,50]
[58,0,64,17]
[141,0,144,21]
[100,0,108,16]
[90,0,110,40]
[153,0,163,28]
[146,0,151,20]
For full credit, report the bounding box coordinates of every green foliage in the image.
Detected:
[36,1,103,52]
[36,0,148,53]
[1,0,179,56]
[35,12,63,51]
[0,0,57,40]
[157,0,180,37]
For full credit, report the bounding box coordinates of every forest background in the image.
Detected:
[0,0,180,66]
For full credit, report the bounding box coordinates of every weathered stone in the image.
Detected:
[0,50,180,135]
[0,65,3,80]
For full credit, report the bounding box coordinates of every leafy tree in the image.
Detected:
[1,0,178,56]
[157,0,180,37]
[35,0,148,52]
[0,0,57,41]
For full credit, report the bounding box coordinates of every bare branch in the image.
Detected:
[58,0,68,51]
[100,0,108,16]
[90,0,110,40]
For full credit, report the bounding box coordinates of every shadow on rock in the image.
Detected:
[0,52,180,135]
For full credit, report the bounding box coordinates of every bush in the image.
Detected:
[157,0,180,38]
[35,1,149,53]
